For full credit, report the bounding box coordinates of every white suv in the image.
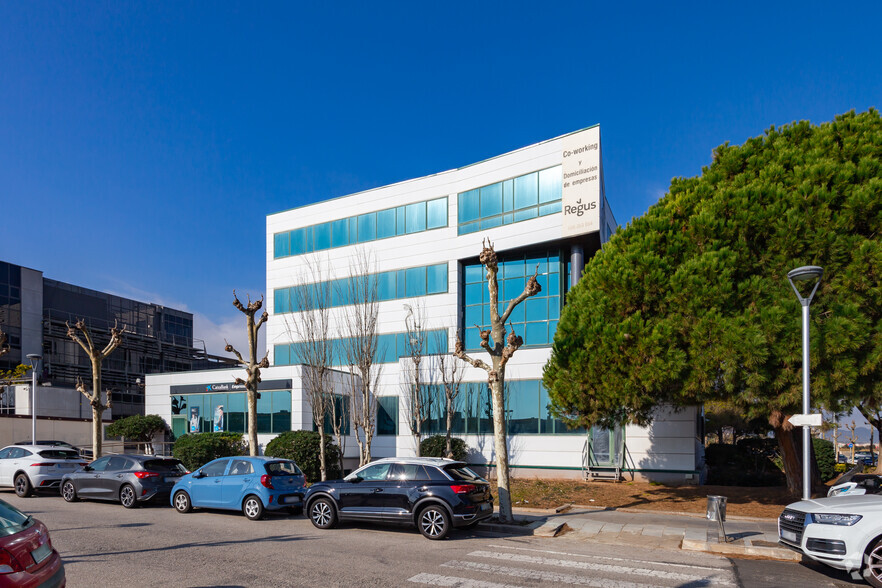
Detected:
[780,495,882,586]
[0,444,87,497]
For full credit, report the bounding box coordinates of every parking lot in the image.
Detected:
[4,489,867,587]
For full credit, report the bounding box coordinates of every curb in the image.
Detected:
[681,538,802,561]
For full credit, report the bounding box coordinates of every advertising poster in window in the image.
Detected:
[189,406,200,433]
[561,126,602,237]
[213,405,225,432]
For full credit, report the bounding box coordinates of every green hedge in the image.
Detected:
[172,432,246,471]
[813,438,837,482]
[420,435,467,461]
[264,431,341,483]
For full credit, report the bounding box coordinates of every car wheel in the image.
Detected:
[418,505,450,540]
[242,495,264,520]
[61,481,79,502]
[309,498,337,529]
[173,491,192,513]
[14,474,32,498]
[864,538,882,588]
[120,484,138,508]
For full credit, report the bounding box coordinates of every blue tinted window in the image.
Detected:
[377,208,396,239]
[405,202,426,234]
[314,222,331,251]
[257,393,272,433]
[514,172,538,210]
[525,321,548,346]
[507,381,539,434]
[538,167,562,204]
[426,198,447,229]
[526,298,547,322]
[396,207,407,236]
[459,221,480,235]
[290,228,308,255]
[274,233,289,258]
[480,216,503,230]
[274,344,290,366]
[405,266,427,297]
[540,201,561,216]
[480,183,502,217]
[465,264,484,283]
[274,288,290,314]
[378,271,396,301]
[502,179,514,212]
[465,283,484,305]
[458,189,480,223]
[357,213,376,243]
[331,219,349,248]
[272,391,292,433]
[514,207,538,222]
[397,269,406,297]
[427,264,447,294]
[348,217,358,245]
[377,397,398,435]
[464,305,482,326]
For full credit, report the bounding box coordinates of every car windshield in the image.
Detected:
[38,449,81,459]
[265,461,302,476]
[0,499,33,538]
[143,460,187,473]
[444,465,486,482]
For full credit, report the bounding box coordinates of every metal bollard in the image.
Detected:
[706,495,728,543]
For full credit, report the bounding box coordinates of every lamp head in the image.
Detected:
[26,354,42,367]
[787,266,823,282]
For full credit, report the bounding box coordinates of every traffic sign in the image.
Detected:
[789,413,823,427]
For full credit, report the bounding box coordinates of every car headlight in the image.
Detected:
[811,513,862,526]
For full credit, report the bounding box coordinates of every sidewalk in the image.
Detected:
[479,505,800,561]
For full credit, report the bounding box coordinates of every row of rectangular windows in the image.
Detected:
[379,380,584,437]
[274,328,448,367]
[273,197,448,258]
[457,166,562,235]
[274,263,447,314]
[170,391,292,434]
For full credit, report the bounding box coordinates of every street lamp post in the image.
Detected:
[26,354,42,445]
[787,265,823,500]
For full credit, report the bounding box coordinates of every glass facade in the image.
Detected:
[418,380,584,436]
[377,396,398,436]
[274,263,447,314]
[457,166,562,235]
[0,261,22,373]
[169,390,292,434]
[462,249,562,351]
[275,328,448,367]
[274,196,448,259]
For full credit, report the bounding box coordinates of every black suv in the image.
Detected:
[304,457,493,539]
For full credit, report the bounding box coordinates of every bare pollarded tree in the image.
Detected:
[66,319,127,458]
[288,258,333,481]
[340,250,382,467]
[226,292,269,456]
[453,239,541,523]
[401,302,434,457]
[435,329,465,459]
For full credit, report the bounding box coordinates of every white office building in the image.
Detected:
[147,126,703,483]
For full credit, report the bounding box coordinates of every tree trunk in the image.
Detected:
[247,390,258,456]
[771,411,802,495]
[92,361,103,457]
[445,395,453,459]
[318,428,327,481]
[490,378,512,522]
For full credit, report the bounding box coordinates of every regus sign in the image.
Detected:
[561,126,602,237]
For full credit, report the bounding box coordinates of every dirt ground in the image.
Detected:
[492,478,797,518]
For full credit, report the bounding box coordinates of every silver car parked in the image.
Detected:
[0,444,87,497]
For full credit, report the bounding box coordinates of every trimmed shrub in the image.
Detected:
[420,435,468,462]
[106,414,167,443]
[264,431,341,483]
[705,441,785,486]
[813,438,837,482]
[172,432,246,471]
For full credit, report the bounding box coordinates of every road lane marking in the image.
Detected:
[408,572,522,587]
[467,551,736,586]
[486,543,730,572]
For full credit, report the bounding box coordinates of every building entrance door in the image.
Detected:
[172,416,187,439]
[588,425,623,468]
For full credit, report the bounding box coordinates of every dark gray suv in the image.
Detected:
[61,454,187,508]
[304,457,493,539]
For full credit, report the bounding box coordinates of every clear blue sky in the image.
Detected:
[2,1,880,354]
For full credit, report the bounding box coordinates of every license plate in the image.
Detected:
[781,530,798,542]
[283,496,301,505]
[31,542,52,564]
[164,476,180,483]
[480,502,491,511]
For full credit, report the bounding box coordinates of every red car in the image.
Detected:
[0,499,65,587]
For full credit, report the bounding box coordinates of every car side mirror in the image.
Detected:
[83,465,92,471]
[193,470,205,479]
[347,476,363,483]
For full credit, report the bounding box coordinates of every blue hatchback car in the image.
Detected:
[171,456,305,520]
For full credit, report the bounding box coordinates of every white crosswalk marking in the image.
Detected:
[467,549,737,586]
[407,572,522,587]
[440,560,661,587]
